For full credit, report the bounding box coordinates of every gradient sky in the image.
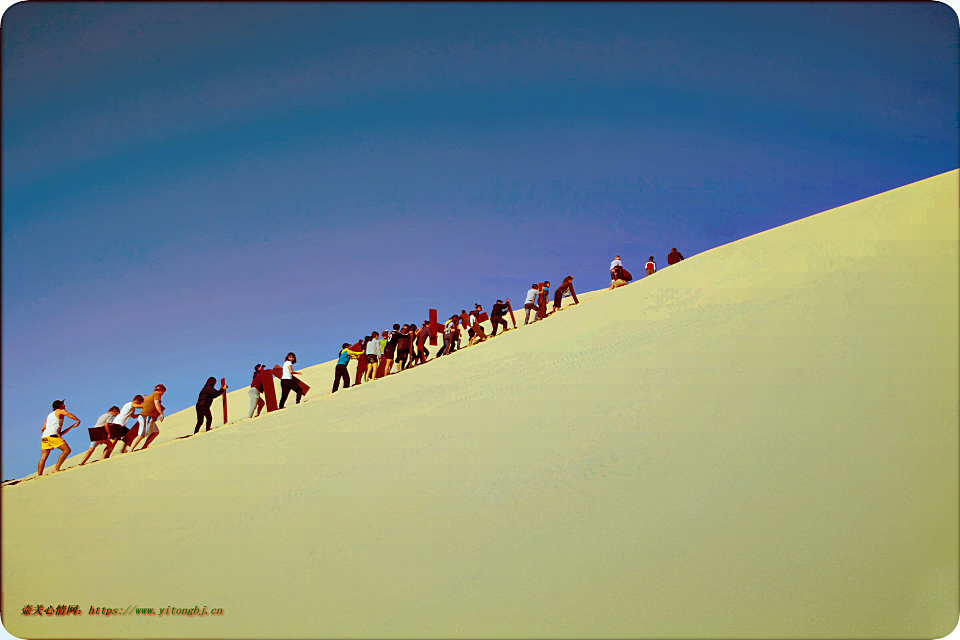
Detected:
[2,2,957,480]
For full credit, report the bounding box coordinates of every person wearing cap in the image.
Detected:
[279,352,305,408]
[130,385,166,452]
[38,399,80,475]
[668,247,684,265]
[194,377,227,434]
[468,304,488,345]
[249,364,267,418]
[490,298,510,336]
[645,256,657,276]
[333,343,362,392]
[79,406,121,465]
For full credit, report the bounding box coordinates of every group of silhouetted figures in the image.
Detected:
[33,250,685,478]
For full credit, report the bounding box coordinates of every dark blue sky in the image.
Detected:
[3,2,957,479]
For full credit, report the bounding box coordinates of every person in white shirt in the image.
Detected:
[279,352,305,408]
[523,284,540,325]
[610,255,624,289]
[364,332,381,381]
[38,399,80,476]
[112,395,143,453]
[79,406,121,465]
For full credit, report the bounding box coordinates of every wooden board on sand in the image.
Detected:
[271,365,311,396]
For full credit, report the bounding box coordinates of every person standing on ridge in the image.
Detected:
[249,364,267,418]
[365,332,381,381]
[645,256,657,276]
[130,384,166,452]
[79,406,121,465]
[490,298,510,336]
[279,352,305,407]
[523,283,540,325]
[333,343,362,392]
[194,377,227,434]
[38,400,80,475]
[668,247,684,265]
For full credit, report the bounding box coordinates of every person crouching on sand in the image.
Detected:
[79,405,121,465]
[365,332,381,381]
[553,276,577,312]
[38,399,81,475]
[610,255,623,289]
[279,352,305,407]
[645,256,656,276]
[249,364,267,418]
[130,385,166,452]
[195,376,227,434]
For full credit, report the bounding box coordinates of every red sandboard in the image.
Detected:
[221,377,228,425]
[375,354,389,378]
[272,365,311,395]
[88,426,109,442]
[537,282,549,319]
[106,424,128,440]
[568,285,579,304]
[350,342,365,385]
[506,302,517,328]
[621,268,632,282]
[261,370,279,412]
[428,309,441,345]
[122,423,139,446]
[476,312,489,323]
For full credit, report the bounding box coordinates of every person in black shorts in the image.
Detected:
[396,324,411,371]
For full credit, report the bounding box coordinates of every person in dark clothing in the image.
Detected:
[668,247,684,265]
[333,343,362,392]
[396,325,412,371]
[249,365,267,418]
[194,376,227,433]
[553,276,577,312]
[490,298,510,336]
[383,324,401,375]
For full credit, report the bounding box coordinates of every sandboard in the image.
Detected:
[506,301,517,328]
[537,282,549,319]
[106,424,128,440]
[88,426,109,442]
[375,353,389,378]
[122,424,139,447]
[350,342,365,385]
[261,370,279,412]
[272,365,311,395]
[221,377,228,425]
[428,309,441,345]
[568,285,579,304]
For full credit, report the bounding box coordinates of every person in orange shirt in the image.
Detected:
[130,384,166,452]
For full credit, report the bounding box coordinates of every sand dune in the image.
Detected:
[3,170,957,638]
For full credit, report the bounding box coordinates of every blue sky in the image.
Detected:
[2,2,957,480]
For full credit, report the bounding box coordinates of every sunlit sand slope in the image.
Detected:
[3,170,957,638]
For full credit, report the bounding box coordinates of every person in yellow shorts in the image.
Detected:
[39,399,81,476]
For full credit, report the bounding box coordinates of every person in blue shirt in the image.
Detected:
[333,343,363,393]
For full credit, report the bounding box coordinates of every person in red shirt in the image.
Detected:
[645,256,656,276]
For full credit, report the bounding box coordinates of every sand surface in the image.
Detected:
[3,170,957,638]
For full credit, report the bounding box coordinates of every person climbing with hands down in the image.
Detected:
[668,247,684,266]
[194,377,227,434]
[38,399,81,475]
[645,256,657,276]
[333,343,363,393]
[279,352,305,408]
[553,276,578,312]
